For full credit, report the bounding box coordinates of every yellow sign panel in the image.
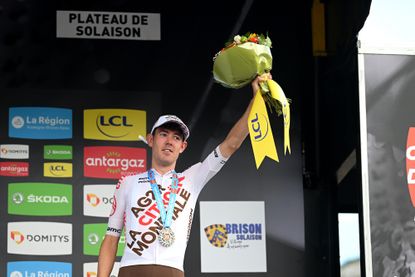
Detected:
[84,109,146,141]
[44,162,73,178]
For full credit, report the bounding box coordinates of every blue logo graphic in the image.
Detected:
[9,107,72,139]
[7,261,72,277]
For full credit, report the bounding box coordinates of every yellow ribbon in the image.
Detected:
[248,79,291,169]
[267,79,291,155]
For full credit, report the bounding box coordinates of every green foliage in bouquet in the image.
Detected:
[213,32,289,115]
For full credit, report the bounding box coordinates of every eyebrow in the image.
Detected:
[158,128,182,137]
[158,127,184,140]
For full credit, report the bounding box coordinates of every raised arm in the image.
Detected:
[219,73,271,158]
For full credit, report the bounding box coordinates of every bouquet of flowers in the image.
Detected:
[213,32,291,168]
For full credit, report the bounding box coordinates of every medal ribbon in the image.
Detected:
[148,169,179,228]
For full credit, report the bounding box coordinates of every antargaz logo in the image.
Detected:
[84,109,146,141]
[84,146,146,179]
[0,162,29,176]
[8,182,72,216]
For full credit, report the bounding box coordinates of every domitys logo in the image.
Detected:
[10,231,24,244]
[87,194,100,207]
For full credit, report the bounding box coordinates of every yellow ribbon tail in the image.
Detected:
[267,79,291,155]
[248,90,279,169]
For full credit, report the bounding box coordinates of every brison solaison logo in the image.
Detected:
[84,146,146,179]
[204,223,263,248]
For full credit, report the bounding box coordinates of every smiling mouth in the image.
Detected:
[162,149,173,153]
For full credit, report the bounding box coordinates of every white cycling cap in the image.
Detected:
[150,114,190,140]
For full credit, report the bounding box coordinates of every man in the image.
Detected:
[97,74,270,277]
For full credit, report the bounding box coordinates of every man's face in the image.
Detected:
[148,127,187,168]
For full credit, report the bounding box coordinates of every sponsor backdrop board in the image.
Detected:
[359,53,415,276]
[0,90,160,276]
[200,201,267,272]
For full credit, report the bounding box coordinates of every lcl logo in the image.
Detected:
[50,165,66,171]
[250,113,269,141]
[98,116,132,127]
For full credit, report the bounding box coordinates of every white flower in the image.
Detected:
[234,35,241,44]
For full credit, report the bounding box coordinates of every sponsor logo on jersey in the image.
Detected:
[83,223,124,256]
[44,162,73,178]
[84,109,146,141]
[84,185,116,217]
[9,107,72,139]
[0,162,29,177]
[0,144,29,159]
[84,146,146,179]
[8,182,72,216]
[44,145,73,160]
[8,222,72,255]
[7,261,72,277]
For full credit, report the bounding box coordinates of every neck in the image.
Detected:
[151,162,175,175]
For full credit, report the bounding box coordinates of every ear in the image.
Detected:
[179,140,188,153]
[146,133,154,147]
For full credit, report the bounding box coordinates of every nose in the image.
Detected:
[165,134,174,145]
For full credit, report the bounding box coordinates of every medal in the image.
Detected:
[148,170,179,247]
[159,227,175,247]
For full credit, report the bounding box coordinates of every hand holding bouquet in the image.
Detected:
[213,32,291,168]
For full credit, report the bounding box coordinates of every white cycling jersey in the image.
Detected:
[106,146,228,272]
